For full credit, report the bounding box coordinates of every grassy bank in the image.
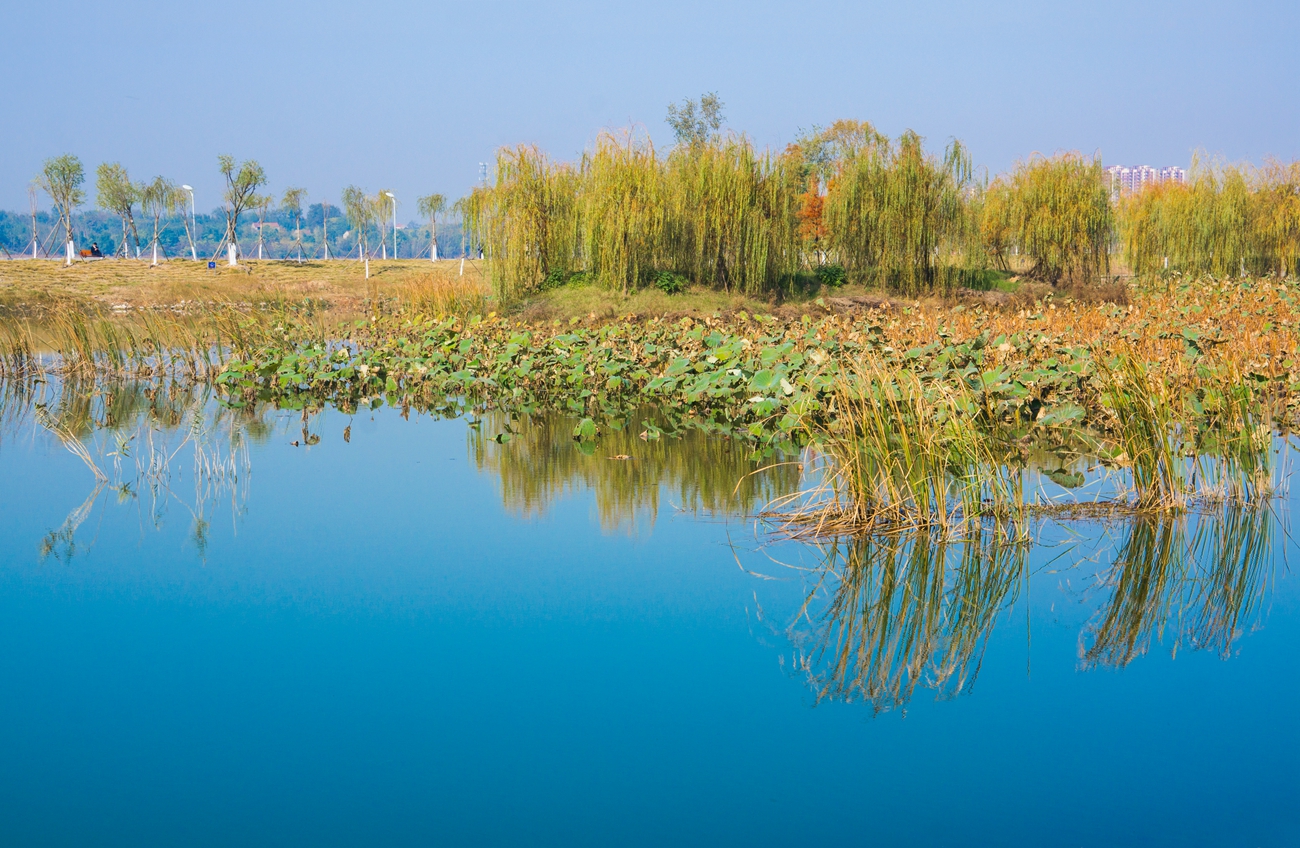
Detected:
[0,258,488,315]
[0,256,1024,322]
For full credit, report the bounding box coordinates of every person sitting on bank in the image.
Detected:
[90,243,102,258]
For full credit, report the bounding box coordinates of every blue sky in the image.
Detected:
[4,0,1297,215]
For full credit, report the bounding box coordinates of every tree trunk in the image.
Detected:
[228,241,238,267]
[431,219,437,261]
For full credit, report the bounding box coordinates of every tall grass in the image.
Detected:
[0,301,312,382]
[776,363,1023,535]
[399,266,491,318]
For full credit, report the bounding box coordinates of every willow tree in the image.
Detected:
[341,185,375,278]
[664,137,799,293]
[39,154,86,265]
[1255,159,1300,278]
[823,131,972,293]
[579,131,665,292]
[281,187,308,263]
[992,153,1111,284]
[975,178,1014,271]
[140,176,177,266]
[218,155,266,266]
[95,162,141,259]
[417,193,446,261]
[1121,157,1300,278]
[470,145,579,300]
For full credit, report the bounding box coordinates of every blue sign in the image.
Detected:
[208,261,216,269]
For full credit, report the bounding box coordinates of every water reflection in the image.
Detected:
[469,409,801,533]
[6,376,257,561]
[780,506,1280,713]
[785,525,1027,713]
[1082,507,1276,667]
[4,377,1286,715]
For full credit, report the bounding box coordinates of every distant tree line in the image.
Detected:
[3,155,469,264]
[462,93,1300,301]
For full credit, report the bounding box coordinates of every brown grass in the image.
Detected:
[0,257,490,316]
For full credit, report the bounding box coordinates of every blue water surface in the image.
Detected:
[2,406,1297,847]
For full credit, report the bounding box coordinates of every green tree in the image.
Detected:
[217,155,267,266]
[375,188,394,259]
[39,154,86,265]
[417,193,446,260]
[255,194,273,260]
[95,162,141,259]
[281,187,308,263]
[140,176,177,266]
[341,185,375,278]
[666,92,725,147]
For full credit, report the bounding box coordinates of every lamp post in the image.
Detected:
[385,192,397,259]
[181,185,197,260]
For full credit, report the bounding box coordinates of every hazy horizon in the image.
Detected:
[4,0,1297,213]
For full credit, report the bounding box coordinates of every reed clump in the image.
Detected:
[772,363,1023,535]
[1091,352,1277,510]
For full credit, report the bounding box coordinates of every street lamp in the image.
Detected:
[181,185,197,261]
[385,192,397,259]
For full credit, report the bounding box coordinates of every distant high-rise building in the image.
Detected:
[1106,164,1187,198]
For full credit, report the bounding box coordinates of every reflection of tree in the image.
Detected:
[1082,507,1275,668]
[787,525,1027,714]
[469,409,801,533]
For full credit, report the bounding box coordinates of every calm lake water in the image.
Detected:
[2,385,1298,846]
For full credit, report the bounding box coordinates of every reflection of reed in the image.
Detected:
[12,377,261,561]
[783,503,1278,712]
[1082,507,1275,668]
[469,409,801,533]
[788,525,1027,713]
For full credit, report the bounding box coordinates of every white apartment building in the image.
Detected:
[1106,164,1188,197]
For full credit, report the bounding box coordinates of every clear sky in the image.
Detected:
[4,0,1297,215]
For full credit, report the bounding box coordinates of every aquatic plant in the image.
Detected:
[775,363,1023,534]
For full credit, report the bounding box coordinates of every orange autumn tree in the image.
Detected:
[787,121,888,266]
